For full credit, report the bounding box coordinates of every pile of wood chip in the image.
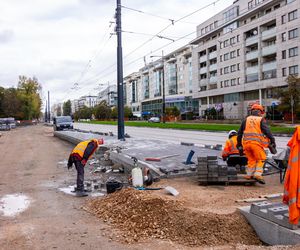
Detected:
[84,188,261,246]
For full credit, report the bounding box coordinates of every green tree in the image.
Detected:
[124,106,133,118]
[0,87,5,117]
[1,88,23,119]
[63,100,72,116]
[17,76,42,120]
[111,107,118,119]
[94,101,111,120]
[277,75,300,120]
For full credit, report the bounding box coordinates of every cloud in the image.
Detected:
[0,29,14,43]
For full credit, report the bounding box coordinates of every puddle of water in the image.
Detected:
[0,194,31,217]
[59,185,76,196]
[59,185,105,197]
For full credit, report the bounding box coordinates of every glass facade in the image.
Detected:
[154,70,162,97]
[167,63,177,95]
[143,74,149,99]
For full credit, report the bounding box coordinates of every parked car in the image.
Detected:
[148,117,160,123]
[53,116,73,131]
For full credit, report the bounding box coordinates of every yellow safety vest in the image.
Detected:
[72,139,97,159]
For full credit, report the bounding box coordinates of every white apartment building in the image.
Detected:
[78,95,99,109]
[124,72,142,117]
[71,99,79,114]
[191,0,299,119]
[97,84,117,107]
[136,45,198,118]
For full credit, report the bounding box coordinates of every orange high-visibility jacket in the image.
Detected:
[72,139,98,159]
[222,135,239,158]
[283,126,300,225]
[243,116,269,148]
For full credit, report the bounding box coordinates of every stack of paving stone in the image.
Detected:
[197,155,238,184]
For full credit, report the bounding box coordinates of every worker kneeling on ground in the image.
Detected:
[237,104,276,184]
[221,130,239,161]
[67,138,104,197]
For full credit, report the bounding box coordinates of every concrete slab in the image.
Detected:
[239,206,300,245]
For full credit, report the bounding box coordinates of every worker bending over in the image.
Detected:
[237,104,276,184]
[67,138,104,197]
[222,130,239,161]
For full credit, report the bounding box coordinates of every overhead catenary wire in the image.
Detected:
[78,0,222,87]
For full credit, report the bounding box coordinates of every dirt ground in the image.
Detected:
[0,125,299,250]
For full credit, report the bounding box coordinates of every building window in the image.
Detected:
[220,55,223,62]
[289,28,298,39]
[282,68,287,76]
[237,49,240,56]
[289,65,299,75]
[224,67,229,74]
[224,40,229,47]
[220,81,223,88]
[230,51,236,58]
[223,21,238,34]
[237,77,240,85]
[231,65,236,72]
[282,15,286,24]
[288,10,298,21]
[230,37,236,44]
[224,80,229,87]
[223,6,239,23]
[231,79,236,86]
[237,35,240,42]
[282,50,286,59]
[289,47,298,57]
[282,32,286,41]
[224,53,229,61]
[237,63,240,71]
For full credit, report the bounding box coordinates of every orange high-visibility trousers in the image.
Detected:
[283,126,300,225]
[243,143,266,177]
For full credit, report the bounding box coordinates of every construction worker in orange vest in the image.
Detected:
[283,126,300,225]
[222,130,239,161]
[237,104,276,184]
[67,138,104,197]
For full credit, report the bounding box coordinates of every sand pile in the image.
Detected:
[84,188,261,246]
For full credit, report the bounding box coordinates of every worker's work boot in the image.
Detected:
[254,176,265,185]
[75,190,88,197]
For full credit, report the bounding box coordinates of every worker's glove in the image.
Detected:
[81,159,87,166]
[67,164,72,170]
[238,146,244,156]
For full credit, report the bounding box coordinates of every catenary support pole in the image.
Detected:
[116,0,125,140]
[47,91,50,122]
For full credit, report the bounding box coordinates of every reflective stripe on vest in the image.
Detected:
[229,137,239,154]
[243,116,269,147]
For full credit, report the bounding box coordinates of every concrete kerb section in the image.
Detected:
[54,130,221,179]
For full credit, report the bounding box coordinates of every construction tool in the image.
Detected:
[145,154,180,162]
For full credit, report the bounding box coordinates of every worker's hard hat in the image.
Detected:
[228,130,237,138]
[251,104,264,113]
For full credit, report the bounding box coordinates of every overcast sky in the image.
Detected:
[0,0,233,106]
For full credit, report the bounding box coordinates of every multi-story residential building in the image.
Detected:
[78,95,99,109]
[97,84,117,107]
[124,72,142,117]
[138,45,198,119]
[191,0,299,119]
[71,99,79,114]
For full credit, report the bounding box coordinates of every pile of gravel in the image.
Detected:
[84,188,261,246]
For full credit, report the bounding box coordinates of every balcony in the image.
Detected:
[199,67,207,74]
[209,76,218,84]
[261,27,276,41]
[246,65,258,74]
[262,44,277,56]
[199,79,208,85]
[209,64,217,71]
[262,61,276,71]
[245,35,258,46]
[199,55,207,63]
[246,50,258,61]
[208,51,217,60]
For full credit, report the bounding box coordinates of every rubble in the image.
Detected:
[84,188,261,247]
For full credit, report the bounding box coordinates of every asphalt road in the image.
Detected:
[74,123,290,150]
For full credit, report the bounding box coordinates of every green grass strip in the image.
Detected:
[81,120,295,135]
